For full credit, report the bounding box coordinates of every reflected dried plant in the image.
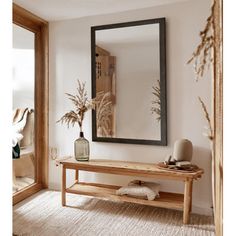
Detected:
[187,1,216,81]
[151,79,161,122]
[198,96,213,141]
[57,80,94,132]
[94,91,113,137]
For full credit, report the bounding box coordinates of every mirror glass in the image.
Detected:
[13,24,35,193]
[92,18,167,145]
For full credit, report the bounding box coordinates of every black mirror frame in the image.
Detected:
[91,18,167,146]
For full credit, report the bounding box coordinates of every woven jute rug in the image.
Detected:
[13,190,215,236]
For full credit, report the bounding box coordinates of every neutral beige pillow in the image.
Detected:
[116,185,156,201]
[128,180,160,198]
[13,152,34,178]
[116,180,161,201]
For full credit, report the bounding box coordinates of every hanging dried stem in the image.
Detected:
[57,80,94,132]
[198,96,213,141]
[187,1,216,81]
[94,91,113,137]
[151,79,161,122]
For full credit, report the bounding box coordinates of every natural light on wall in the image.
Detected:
[13,24,34,109]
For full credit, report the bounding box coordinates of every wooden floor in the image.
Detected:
[13,177,34,193]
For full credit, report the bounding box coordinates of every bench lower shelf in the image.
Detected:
[66,182,184,210]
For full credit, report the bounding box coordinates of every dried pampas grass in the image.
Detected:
[151,79,161,122]
[57,80,94,132]
[187,1,216,81]
[198,96,213,141]
[94,91,113,137]
[187,0,217,141]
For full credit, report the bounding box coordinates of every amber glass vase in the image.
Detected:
[74,132,89,161]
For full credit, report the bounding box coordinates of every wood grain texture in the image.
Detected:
[75,170,79,183]
[59,158,204,180]
[96,45,110,56]
[40,22,49,188]
[13,183,42,205]
[62,166,66,206]
[13,4,49,204]
[183,180,193,224]
[13,4,47,32]
[213,0,223,235]
[66,182,184,210]
[60,159,203,223]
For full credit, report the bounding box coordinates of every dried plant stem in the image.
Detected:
[187,1,216,81]
[198,96,213,141]
[94,91,113,137]
[151,79,161,122]
[187,0,222,224]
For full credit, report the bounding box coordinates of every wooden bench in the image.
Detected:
[59,158,203,224]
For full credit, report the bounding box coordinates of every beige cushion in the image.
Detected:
[13,148,34,178]
[116,185,156,201]
[128,180,160,197]
[116,180,160,201]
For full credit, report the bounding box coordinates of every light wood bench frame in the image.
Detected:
[59,158,203,224]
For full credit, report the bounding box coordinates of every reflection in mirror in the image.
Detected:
[12,24,35,193]
[92,18,167,145]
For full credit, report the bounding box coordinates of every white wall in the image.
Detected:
[49,0,212,215]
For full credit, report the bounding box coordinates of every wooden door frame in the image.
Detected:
[13,3,49,205]
[213,0,223,235]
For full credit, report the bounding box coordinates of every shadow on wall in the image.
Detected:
[192,145,212,210]
[192,145,212,170]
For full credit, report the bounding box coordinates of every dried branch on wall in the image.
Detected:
[94,91,113,137]
[187,0,218,142]
[187,1,216,81]
[151,79,161,122]
[187,0,222,230]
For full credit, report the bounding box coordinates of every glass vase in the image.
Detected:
[74,132,89,161]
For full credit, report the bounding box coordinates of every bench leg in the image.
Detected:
[62,165,66,206]
[75,169,79,183]
[183,179,193,224]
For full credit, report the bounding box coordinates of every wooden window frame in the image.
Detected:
[13,3,49,205]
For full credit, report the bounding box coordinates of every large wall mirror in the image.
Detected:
[91,18,167,145]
